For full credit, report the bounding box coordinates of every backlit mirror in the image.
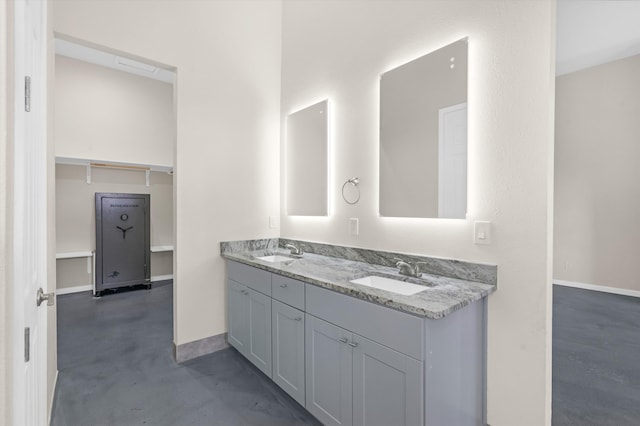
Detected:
[286,99,329,216]
[379,38,468,218]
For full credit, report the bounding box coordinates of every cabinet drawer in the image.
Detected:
[227,260,271,296]
[272,274,305,310]
[306,284,423,360]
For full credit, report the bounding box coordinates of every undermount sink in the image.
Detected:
[257,255,296,263]
[350,275,428,296]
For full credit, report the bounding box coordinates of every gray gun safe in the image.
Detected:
[95,193,151,296]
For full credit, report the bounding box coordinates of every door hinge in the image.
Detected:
[24,76,31,112]
[24,327,30,362]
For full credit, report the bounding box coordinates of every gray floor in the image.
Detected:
[52,282,640,425]
[51,283,320,426]
[552,285,640,426]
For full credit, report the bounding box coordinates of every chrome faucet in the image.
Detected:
[393,258,426,278]
[285,243,304,257]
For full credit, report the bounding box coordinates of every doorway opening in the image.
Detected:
[52,35,177,416]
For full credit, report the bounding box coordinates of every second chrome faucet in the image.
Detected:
[285,243,304,258]
[393,258,426,278]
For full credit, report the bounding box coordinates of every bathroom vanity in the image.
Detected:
[221,239,496,426]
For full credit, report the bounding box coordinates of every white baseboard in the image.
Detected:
[151,274,173,282]
[56,284,93,295]
[554,279,640,298]
[57,275,173,295]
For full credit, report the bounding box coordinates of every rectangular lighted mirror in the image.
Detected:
[286,99,329,216]
[380,38,468,219]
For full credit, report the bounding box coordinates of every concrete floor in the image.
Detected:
[553,285,640,425]
[51,283,320,426]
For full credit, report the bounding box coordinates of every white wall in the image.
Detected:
[55,55,174,166]
[53,0,282,346]
[280,1,555,425]
[554,54,640,292]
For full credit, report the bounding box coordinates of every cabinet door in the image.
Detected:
[272,300,305,405]
[247,288,272,377]
[352,336,423,426]
[228,279,249,355]
[305,314,353,426]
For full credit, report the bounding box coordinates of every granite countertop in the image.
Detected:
[221,248,496,320]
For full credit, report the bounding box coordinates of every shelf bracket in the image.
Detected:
[145,170,150,187]
[86,164,91,184]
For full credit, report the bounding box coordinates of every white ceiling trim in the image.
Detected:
[55,38,175,84]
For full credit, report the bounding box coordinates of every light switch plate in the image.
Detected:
[349,218,359,236]
[474,221,491,245]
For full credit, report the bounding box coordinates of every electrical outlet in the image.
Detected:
[269,216,279,229]
[349,218,359,236]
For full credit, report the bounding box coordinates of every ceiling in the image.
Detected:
[556,0,640,75]
[55,38,176,84]
[56,2,640,81]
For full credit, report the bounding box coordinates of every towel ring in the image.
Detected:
[342,177,360,205]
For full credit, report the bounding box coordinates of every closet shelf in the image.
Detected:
[56,156,173,174]
[151,246,174,253]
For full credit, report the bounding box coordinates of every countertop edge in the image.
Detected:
[221,252,495,320]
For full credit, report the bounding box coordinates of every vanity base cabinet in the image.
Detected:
[305,314,353,426]
[226,260,486,426]
[305,313,423,426]
[272,300,305,406]
[226,279,272,378]
[247,288,272,377]
[424,297,486,426]
[353,336,423,426]
[306,283,485,426]
[228,279,249,353]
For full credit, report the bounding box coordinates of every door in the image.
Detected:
[227,280,249,354]
[12,0,49,424]
[438,102,468,218]
[352,335,423,426]
[95,193,150,291]
[272,300,305,405]
[247,288,272,377]
[305,315,353,426]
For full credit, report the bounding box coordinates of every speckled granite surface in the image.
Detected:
[220,239,496,319]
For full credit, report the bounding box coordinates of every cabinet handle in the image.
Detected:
[348,341,358,348]
[279,284,287,288]
[338,337,348,343]
[294,317,302,321]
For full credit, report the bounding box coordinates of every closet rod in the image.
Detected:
[90,162,151,171]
